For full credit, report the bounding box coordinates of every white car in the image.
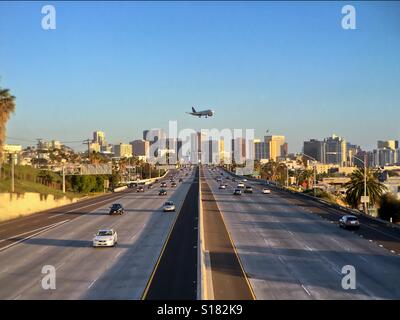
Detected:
[93,229,118,247]
[262,188,271,194]
[163,201,176,212]
[242,179,247,182]
[237,183,245,188]
[219,184,226,189]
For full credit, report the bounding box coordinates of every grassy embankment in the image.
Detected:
[0,164,85,198]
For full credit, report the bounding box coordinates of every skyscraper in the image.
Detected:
[93,131,106,146]
[324,134,347,166]
[264,135,286,161]
[303,139,325,162]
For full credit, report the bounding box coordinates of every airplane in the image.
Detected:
[187,107,215,118]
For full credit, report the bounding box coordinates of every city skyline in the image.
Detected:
[1,1,400,152]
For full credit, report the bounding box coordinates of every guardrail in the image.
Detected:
[113,186,128,193]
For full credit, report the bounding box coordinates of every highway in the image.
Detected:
[0,168,196,299]
[203,167,400,300]
[143,167,199,300]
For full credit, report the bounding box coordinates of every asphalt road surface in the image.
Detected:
[0,168,195,299]
[204,167,400,300]
[143,167,199,300]
[200,168,254,300]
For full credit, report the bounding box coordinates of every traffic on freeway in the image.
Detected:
[0,167,196,299]
[202,167,400,299]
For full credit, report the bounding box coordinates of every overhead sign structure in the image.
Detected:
[64,164,112,176]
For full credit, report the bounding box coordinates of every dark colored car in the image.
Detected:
[161,182,167,187]
[148,184,153,189]
[109,203,124,215]
[137,186,145,192]
[159,189,167,196]
[171,182,177,187]
[233,188,242,195]
[179,178,183,182]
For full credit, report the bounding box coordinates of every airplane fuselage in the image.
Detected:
[188,109,214,118]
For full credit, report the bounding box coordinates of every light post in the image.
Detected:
[301,153,318,197]
[11,153,15,193]
[62,165,65,194]
[285,164,289,188]
[351,154,368,214]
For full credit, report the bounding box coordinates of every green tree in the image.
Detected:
[344,168,387,209]
[0,86,16,164]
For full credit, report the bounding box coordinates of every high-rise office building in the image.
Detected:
[264,135,286,161]
[113,143,133,158]
[303,139,325,163]
[377,140,399,150]
[324,134,347,166]
[143,129,166,145]
[93,131,106,146]
[130,140,149,158]
[254,139,270,161]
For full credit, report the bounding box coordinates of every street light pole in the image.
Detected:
[62,165,66,194]
[11,153,15,193]
[352,154,368,214]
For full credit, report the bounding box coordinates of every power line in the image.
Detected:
[6,136,87,144]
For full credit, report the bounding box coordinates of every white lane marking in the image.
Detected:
[331,266,341,275]
[304,245,314,252]
[0,220,70,252]
[301,284,311,296]
[114,251,123,259]
[0,220,69,243]
[48,213,67,219]
[88,276,100,289]
[13,294,22,300]
[56,262,65,270]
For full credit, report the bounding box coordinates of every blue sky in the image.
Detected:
[1,1,399,152]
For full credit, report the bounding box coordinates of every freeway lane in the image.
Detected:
[143,167,199,300]
[0,168,195,299]
[0,185,156,251]
[200,169,255,300]
[204,167,400,299]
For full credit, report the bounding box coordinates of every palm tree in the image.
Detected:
[344,168,387,209]
[0,87,16,164]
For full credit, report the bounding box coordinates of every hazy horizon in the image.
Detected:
[1,1,399,153]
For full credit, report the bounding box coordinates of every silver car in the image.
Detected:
[163,201,176,212]
[339,215,360,229]
[93,229,118,247]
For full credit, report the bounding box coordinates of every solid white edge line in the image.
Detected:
[0,219,70,252]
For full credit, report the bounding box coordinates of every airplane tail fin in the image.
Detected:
[192,107,196,113]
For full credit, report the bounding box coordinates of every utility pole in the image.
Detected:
[364,153,368,214]
[353,154,368,214]
[313,162,317,197]
[286,165,289,188]
[83,139,90,162]
[62,165,66,194]
[11,153,15,193]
